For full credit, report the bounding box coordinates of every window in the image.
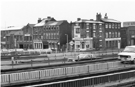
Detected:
[112,32,114,38]
[115,32,117,37]
[93,32,96,37]
[118,32,120,37]
[76,28,80,33]
[46,33,48,39]
[99,24,102,29]
[106,32,108,38]
[105,24,108,28]
[118,24,121,29]
[99,32,102,37]
[93,24,96,29]
[109,32,111,38]
[115,24,117,29]
[112,23,114,29]
[109,24,111,28]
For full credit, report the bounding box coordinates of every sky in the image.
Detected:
[1,0,135,28]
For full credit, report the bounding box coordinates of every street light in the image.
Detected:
[65,34,68,53]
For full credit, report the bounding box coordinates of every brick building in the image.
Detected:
[71,18,104,50]
[96,13,121,49]
[22,23,35,49]
[33,17,71,51]
[4,26,24,49]
[121,23,135,48]
[33,17,56,49]
[71,13,121,50]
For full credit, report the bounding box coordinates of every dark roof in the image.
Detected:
[45,20,66,26]
[101,18,121,23]
[28,24,35,28]
[6,31,23,36]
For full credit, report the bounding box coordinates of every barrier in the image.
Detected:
[1,61,134,86]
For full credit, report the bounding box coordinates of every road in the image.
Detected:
[1,50,119,70]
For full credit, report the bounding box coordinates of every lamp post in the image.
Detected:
[65,34,68,53]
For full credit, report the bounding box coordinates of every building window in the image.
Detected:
[109,32,111,38]
[99,32,102,37]
[118,32,120,37]
[93,32,96,37]
[112,32,114,38]
[118,24,121,29]
[109,24,111,28]
[76,28,80,33]
[46,33,48,39]
[115,24,117,29]
[115,32,117,37]
[99,24,102,29]
[112,23,114,29]
[106,32,108,38]
[93,24,96,29]
[105,24,108,28]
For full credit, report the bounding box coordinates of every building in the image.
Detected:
[71,13,121,50]
[33,17,72,51]
[71,18,104,51]
[33,17,56,49]
[43,20,71,51]
[121,26,135,48]
[22,23,35,49]
[4,26,24,49]
[123,21,135,27]
[97,13,121,49]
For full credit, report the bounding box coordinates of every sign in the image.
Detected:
[70,41,74,45]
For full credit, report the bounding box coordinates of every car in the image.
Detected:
[67,53,97,62]
[118,45,135,64]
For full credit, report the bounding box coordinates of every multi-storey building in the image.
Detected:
[121,22,135,48]
[4,26,24,49]
[71,18,104,50]
[33,17,71,51]
[123,21,135,27]
[97,13,121,49]
[72,13,121,50]
[22,23,35,49]
[33,17,56,49]
[43,20,71,51]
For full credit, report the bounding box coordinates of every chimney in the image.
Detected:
[77,18,81,21]
[90,19,94,21]
[47,16,51,19]
[38,18,42,23]
[104,13,108,19]
[96,13,102,21]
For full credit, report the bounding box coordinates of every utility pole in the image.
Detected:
[65,34,68,53]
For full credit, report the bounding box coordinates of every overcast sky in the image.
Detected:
[1,0,135,28]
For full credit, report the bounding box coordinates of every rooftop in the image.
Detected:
[45,20,65,26]
[101,18,121,23]
[6,30,23,36]
[74,19,103,24]
[1,26,24,31]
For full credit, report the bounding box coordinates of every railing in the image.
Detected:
[1,61,135,86]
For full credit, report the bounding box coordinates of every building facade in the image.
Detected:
[71,18,104,51]
[71,13,121,50]
[33,17,72,51]
[97,13,121,49]
[4,26,24,49]
[22,23,35,49]
[33,17,56,49]
[121,26,135,48]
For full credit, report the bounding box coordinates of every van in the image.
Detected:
[118,45,135,64]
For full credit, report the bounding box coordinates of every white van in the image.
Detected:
[118,45,135,64]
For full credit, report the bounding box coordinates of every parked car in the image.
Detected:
[118,45,135,64]
[67,53,97,62]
